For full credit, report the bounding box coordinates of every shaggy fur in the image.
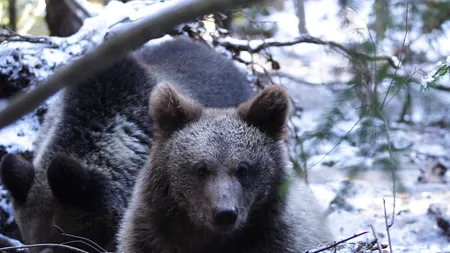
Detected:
[117,84,333,253]
[0,36,253,253]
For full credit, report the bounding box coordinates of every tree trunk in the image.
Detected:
[272,0,284,10]
[45,0,83,37]
[375,0,389,39]
[8,0,17,31]
[294,0,308,34]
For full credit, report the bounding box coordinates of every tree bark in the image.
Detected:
[294,0,308,34]
[8,0,17,31]
[45,0,83,37]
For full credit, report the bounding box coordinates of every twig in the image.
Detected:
[0,25,58,46]
[0,243,90,253]
[370,225,384,253]
[383,198,394,253]
[310,231,369,253]
[60,240,104,253]
[380,3,409,111]
[216,35,398,69]
[434,84,450,92]
[54,225,107,253]
[307,108,367,171]
[274,71,348,87]
[0,0,262,130]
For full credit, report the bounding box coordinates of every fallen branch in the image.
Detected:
[215,35,399,69]
[370,225,384,253]
[0,0,261,130]
[0,243,90,253]
[310,231,369,253]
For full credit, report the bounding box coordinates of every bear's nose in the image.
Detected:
[212,207,238,226]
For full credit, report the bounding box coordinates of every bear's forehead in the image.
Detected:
[176,115,266,144]
[169,115,270,162]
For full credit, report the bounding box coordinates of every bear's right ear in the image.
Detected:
[149,82,203,139]
[47,154,105,207]
[0,154,35,205]
[237,85,290,140]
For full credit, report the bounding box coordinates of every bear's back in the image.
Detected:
[134,36,254,108]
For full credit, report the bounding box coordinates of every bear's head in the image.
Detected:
[0,153,117,253]
[149,82,290,234]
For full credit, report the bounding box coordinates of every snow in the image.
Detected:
[248,0,450,251]
[0,113,39,153]
[0,185,14,225]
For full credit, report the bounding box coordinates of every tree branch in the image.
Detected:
[310,231,369,253]
[0,0,261,130]
[215,35,399,69]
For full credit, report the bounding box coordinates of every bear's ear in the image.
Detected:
[237,86,290,140]
[0,154,35,205]
[149,82,203,139]
[47,154,105,206]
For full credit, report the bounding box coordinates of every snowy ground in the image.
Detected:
[265,0,450,252]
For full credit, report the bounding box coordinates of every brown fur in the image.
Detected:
[117,83,333,253]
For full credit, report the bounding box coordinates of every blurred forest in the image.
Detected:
[1,0,450,252]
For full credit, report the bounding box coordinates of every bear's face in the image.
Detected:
[0,154,115,253]
[149,82,289,235]
[163,115,286,233]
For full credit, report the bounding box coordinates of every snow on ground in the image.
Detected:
[259,0,450,251]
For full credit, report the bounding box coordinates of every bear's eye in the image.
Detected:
[237,162,250,178]
[196,162,208,179]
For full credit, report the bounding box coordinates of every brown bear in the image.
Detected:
[117,83,333,253]
[0,36,254,253]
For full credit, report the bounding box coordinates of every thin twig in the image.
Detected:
[380,3,409,111]
[307,108,367,171]
[383,198,394,253]
[370,225,384,253]
[310,231,369,253]
[0,25,58,46]
[54,225,107,253]
[0,0,262,130]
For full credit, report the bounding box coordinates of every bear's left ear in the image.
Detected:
[149,82,204,140]
[237,85,290,140]
[47,154,106,207]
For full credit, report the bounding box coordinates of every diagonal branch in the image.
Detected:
[216,35,399,69]
[0,0,261,130]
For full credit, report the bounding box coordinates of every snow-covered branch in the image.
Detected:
[215,35,399,69]
[0,0,261,130]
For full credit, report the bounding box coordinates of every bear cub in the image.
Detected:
[117,83,333,253]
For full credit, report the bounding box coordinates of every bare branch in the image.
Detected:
[383,198,394,253]
[0,243,90,253]
[310,231,369,253]
[370,225,383,253]
[0,0,262,130]
[434,84,450,92]
[380,3,409,110]
[215,35,399,69]
[54,225,107,253]
[0,25,58,46]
